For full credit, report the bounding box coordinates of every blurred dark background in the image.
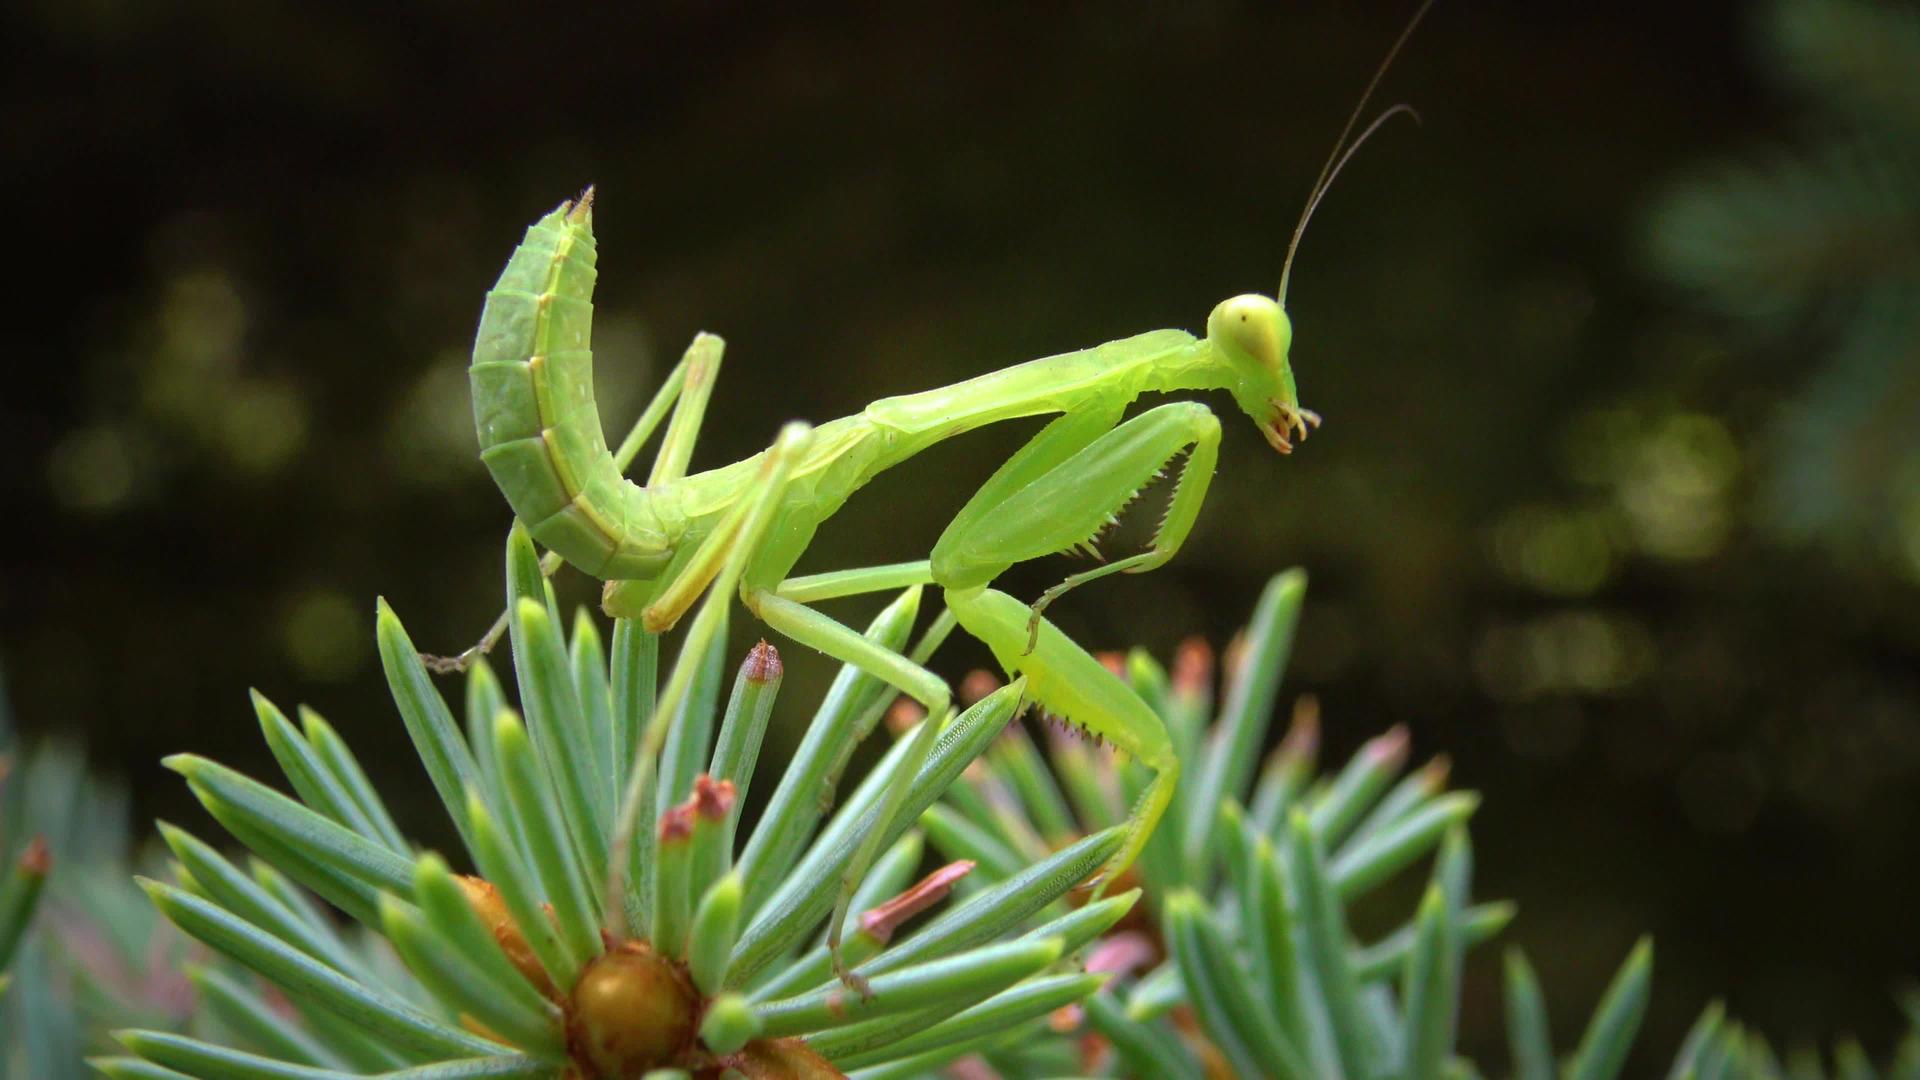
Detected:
[5,0,1918,1068]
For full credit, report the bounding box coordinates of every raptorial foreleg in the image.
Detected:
[929,401,1222,652]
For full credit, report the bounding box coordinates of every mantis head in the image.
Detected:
[1210,0,1431,455]
[1208,294,1316,454]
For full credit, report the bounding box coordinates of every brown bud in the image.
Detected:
[567,940,697,1076]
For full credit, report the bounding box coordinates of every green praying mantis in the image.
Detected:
[444,1,1433,994]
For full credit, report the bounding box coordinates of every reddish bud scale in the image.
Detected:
[859,861,974,945]
[950,1058,1003,1080]
[1277,696,1322,766]
[1365,723,1412,769]
[1417,754,1453,793]
[1223,630,1248,684]
[1075,1027,1112,1076]
[19,835,51,876]
[742,640,782,683]
[690,776,736,821]
[658,803,696,844]
[1095,651,1126,679]
[1084,930,1158,978]
[1171,637,1215,699]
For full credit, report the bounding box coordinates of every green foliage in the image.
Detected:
[1647,990,1920,1080]
[946,571,1555,1077]
[9,565,1914,1077]
[0,674,197,1080]
[103,527,1128,1079]
[949,571,1920,1078]
[1648,0,1920,570]
[0,668,50,994]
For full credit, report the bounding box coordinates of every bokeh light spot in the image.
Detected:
[385,351,476,486]
[282,588,365,682]
[219,379,308,475]
[1620,412,1740,561]
[1475,611,1655,701]
[1489,503,1619,596]
[47,425,139,513]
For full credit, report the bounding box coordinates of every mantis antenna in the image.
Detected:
[1278,0,1438,304]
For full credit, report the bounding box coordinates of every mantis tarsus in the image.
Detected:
[447,0,1433,995]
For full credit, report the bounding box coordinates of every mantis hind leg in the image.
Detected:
[944,585,1175,895]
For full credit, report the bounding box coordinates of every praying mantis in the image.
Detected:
[451,1,1432,994]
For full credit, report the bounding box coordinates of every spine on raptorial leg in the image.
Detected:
[469,195,671,580]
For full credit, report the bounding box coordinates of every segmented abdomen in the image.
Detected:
[469,198,673,580]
